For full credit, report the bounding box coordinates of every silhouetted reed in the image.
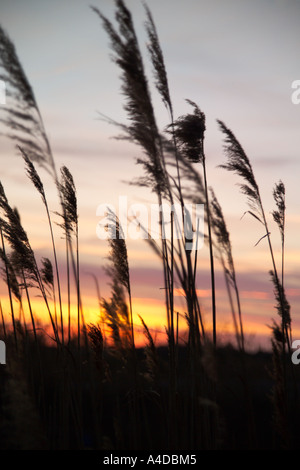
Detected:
[59,165,80,348]
[0,25,55,176]
[0,223,18,349]
[172,102,217,346]
[21,148,64,342]
[218,120,291,348]
[218,119,298,447]
[0,182,59,344]
[105,209,134,348]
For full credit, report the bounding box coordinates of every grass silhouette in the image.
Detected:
[0,0,299,451]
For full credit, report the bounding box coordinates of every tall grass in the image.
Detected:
[0,0,299,451]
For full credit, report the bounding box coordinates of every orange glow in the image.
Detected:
[1,285,291,352]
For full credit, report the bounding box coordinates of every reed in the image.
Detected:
[0,181,59,344]
[0,222,18,349]
[218,120,292,348]
[21,148,64,344]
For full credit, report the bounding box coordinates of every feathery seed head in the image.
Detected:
[144,4,172,113]
[59,166,78,238]
[41,257,54,288]
[0,249,21,302]
[92,1,167,197]
[106,208,130,294]
[20,146,46,204]
[172,100,206,163]
[218,120,261,215]
[270,270,291,328]
[272,180,285,239]
[0,25,55,175]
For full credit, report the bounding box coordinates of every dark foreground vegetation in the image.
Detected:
[0,0,299,451]
[0,333,300,450]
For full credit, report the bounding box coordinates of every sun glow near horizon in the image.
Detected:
[1,273,295,352]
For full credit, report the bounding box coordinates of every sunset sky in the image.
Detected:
[0,0,300,350]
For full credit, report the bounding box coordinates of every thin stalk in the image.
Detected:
[89,272,106,346]
[220,254,241,350]
[0,300,7,339]
[66,237,71,345]
[280,210,290,343]
[202,150,216,347]
[22,269,37,344]
[0,225,17,350]
[128,284,135,350]
[76,225,80,352]
[35,260,59,345]
[44,200,64,346]
[170,210,175,361]
[67,234,84,349]
[233,278,245,351]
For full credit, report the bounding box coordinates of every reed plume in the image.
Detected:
[40,257,54,291]
[172,101,205,164]
[92,0,167,197]
[272,181,286,287]
[21,147,46,205]
[58,165,80,347]
[59,166,78,239]
[87,322,104,371]
[102,276,131,354]
[0,25,55,175]
[270,270,291,342]
[271,180,291,346]
[144,5,182,207]
[0,184,36,283]
[105,208,134,348]
[272,181,285,242]
[144,4,172,114]
[0,249,21,304]
[218,120,261,218]
[218,120,291,346]
[0,181,58,343]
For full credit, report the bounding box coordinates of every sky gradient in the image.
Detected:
[0,0,300,350]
